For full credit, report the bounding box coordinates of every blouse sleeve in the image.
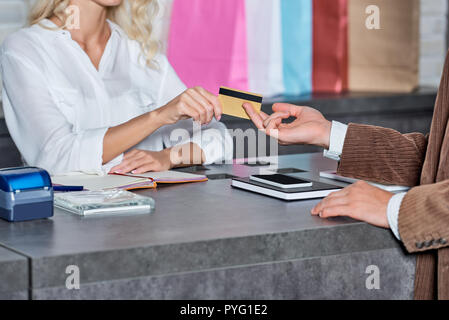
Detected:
[1,50,109,175]
[156,55,233,164]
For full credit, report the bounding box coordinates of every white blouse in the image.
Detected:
[0,19,232,175]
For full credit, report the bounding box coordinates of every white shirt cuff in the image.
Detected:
[387,192,406,240]
[194,120,233,165]
[323,121,348,161]
[101,154,124,175]
[79,127,109,175]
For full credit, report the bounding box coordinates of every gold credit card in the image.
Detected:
[218,87,263,119]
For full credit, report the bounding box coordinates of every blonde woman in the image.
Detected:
[0,0,233,175]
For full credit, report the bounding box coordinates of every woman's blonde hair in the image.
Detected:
[29,0,160,67]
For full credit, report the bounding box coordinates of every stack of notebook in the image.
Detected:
[231,177,342,201]
[319,170,410,192]
[52,171,208,216]
[51,170,208,191]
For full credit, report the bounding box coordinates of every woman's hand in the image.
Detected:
[242,103,332,149]
[154,86,222,126]
[311,181,394,228]
[109,149,172,174]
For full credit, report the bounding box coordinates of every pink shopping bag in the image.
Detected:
[168,0,249,94]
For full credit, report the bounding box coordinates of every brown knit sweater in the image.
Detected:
[336,53,449,300]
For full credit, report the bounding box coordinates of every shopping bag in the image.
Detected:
[348,0,420,92]
[167,0,249,94]
[280,0,313,96]
[313,0,348,93]
[245,0,284,97]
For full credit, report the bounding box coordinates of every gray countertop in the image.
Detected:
[0,246,28,299]
[0,153,408,296]
[0,85,429,298]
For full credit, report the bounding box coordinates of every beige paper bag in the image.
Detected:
[349,0,420,92]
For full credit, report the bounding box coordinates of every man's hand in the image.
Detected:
[110,149,172,174]
[242,103,332,148]
[311,181,394,228]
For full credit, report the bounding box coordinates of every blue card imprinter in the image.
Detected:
[0,167,54,222]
